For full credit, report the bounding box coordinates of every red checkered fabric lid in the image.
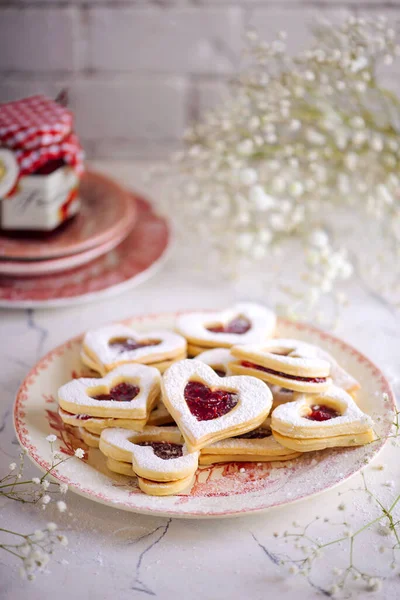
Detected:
[15,132,85,178]
[0,95,73,150]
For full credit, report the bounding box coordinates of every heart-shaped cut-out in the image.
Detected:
[91,382,140,402]
[206,315,251,334]
[230,338,332,393]
[58,364,161,419]
[271,385,374,440]
[196,348,235,377]
[162,359,273,452]
[184,381,238,421]
[83,324,187,372]
[100,426,199,482]
[176,303,276,349]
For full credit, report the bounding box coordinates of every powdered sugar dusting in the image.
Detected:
[196,348,235,376]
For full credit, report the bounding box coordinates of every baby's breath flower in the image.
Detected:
[9,462,17,471]
[41,495,51,505]
[33,530,45,541]
[47,522,57,532]
[59,483,68,494]
[46,434,57,443]
[41,480,50,490]
[31,477,40,485]
[74,448,85,459]
[57,501,67,513]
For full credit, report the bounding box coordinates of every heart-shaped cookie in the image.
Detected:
[176,303,276,350]
[271,385,374,451]
[100,426,199,482]
[200,419,301,463]
[230,338,332,393]
[196,348,235,377]
[162,359,273,452]
[58,364,161,419]
[83,324,187,372]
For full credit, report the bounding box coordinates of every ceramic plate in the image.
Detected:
[0,219,134,276]
[0,196,170,308]
[0,171,136,260]
[14,312,395,518]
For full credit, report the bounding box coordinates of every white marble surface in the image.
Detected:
[1,161,400,600]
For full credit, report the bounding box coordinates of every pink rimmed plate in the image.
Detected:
[0,195,170,308]
[14,313,395,518]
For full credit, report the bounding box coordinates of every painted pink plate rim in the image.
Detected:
[13,312,395,518]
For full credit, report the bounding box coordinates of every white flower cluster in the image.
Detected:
[162,15,400,308]
[1,437,85,581]
[18,523,68,581]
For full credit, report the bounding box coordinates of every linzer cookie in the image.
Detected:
[58,364,161,420]
[161,359,273,452]
[200,419,301,464]
[82,324,187,374]
[196,347,235,377]
[99,426,198,495]
[176,303,276,355]
[230,339,332,393]
[271,386,375,452]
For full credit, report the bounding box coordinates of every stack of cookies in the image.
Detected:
[99,426,199,496]
[55,302,374,497]
[58,364,163,445]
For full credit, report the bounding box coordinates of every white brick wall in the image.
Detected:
[0,2,398,158]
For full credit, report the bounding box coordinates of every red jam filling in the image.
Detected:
[240,361,327,384]
[236,427,272,439]
[33,158,66,176]
[213,368,226,378]
[306,404,340,422]
[109,337,160,353]
[184,381,238,421]
[207,316,251,335]
[92,382,140,402]
[137,441,183,460]
[63,410,91,420]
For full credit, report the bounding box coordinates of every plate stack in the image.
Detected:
[0,171,136,277]
[0,171,170,308]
